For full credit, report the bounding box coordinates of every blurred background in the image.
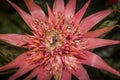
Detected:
[0,0,120,80]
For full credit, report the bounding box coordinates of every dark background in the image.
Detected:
[0,0,120,80]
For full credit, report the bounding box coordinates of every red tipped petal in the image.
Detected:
[73,0,91,25]
[81,51,120,76]
[37,67,51,80]
[8,64,38,80]
[24,66,40,80]
[24,0,46,20]
[65,0,76,20]
[83,26,115,38]
[7,0,36,30]
[71,65,90,80]
[85,38,120,49]
[53,0,64,14]
[79,9,113,34]
[0,34,29,48]
[61,69,71,80]
[47,3,55,23]
[0,52,28,72]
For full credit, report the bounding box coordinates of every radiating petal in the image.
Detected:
[7,0,36,30]
[79,9,113,34]
[81,51,120,76]
[73,0,91,25]
[61,69,71,80]
[24,0,46,20]
[8,63,38,80]
[0,52,28,72]
[65,0,76,20]
[24,66,40,80]
[84,38,120,49]
[46,3,55,23]
[83,26,115,38]
[0,34,29,48]
[71,65,90,80]
[53,0,64,14]
[37,67,51,80]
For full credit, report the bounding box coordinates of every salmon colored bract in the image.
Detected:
[0,0,120,80]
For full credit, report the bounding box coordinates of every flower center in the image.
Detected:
[44,30,65,54]
[50,35,58,46]
[27,18,87,79]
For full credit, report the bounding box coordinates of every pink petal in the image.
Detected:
[24,66,40,80]
[0,52,28,72]
[8,63,38,80]
[65,0,76,20]
[0,34,29,48]
[37,67,51,80]
[24,0,46,20]
[71,65,90,80]
[73,0,91,25]
[53,0,64,14]
[83,26,115,38]
[7,0,36,30]
[46,3,55,23]
[61,69,71,80]
[79,9,113,34]
[84,38,120,49]
[81,51,120,76]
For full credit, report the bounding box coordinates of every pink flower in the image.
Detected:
[0,0,120,80]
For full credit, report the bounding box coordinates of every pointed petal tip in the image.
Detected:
[79,9,114,34]
[0,34,29,47]
[24,67,40,80]
[6,0,37,30]
[107,9,114,13]
[65,0,76,19]
[86,38,120,49]
[104,9,114,16]
[118,72,120,76]
[46,3,49,8]
[81,51,120,77]
[72,65,90,80]
[115,71,120,76]
[73,0,91,24]
[113,40,120,44]
[6,0,11,3]
[0,66,9,72]
[53,0,64,14]
[24,0,47,20]
[0,62,17,72]
[8,64,38,80]
[83,26,115,38]
[46,3,55,23]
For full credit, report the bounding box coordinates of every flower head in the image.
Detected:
[0,0,120,80]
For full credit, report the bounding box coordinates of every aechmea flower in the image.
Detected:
[0,0,120,80]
